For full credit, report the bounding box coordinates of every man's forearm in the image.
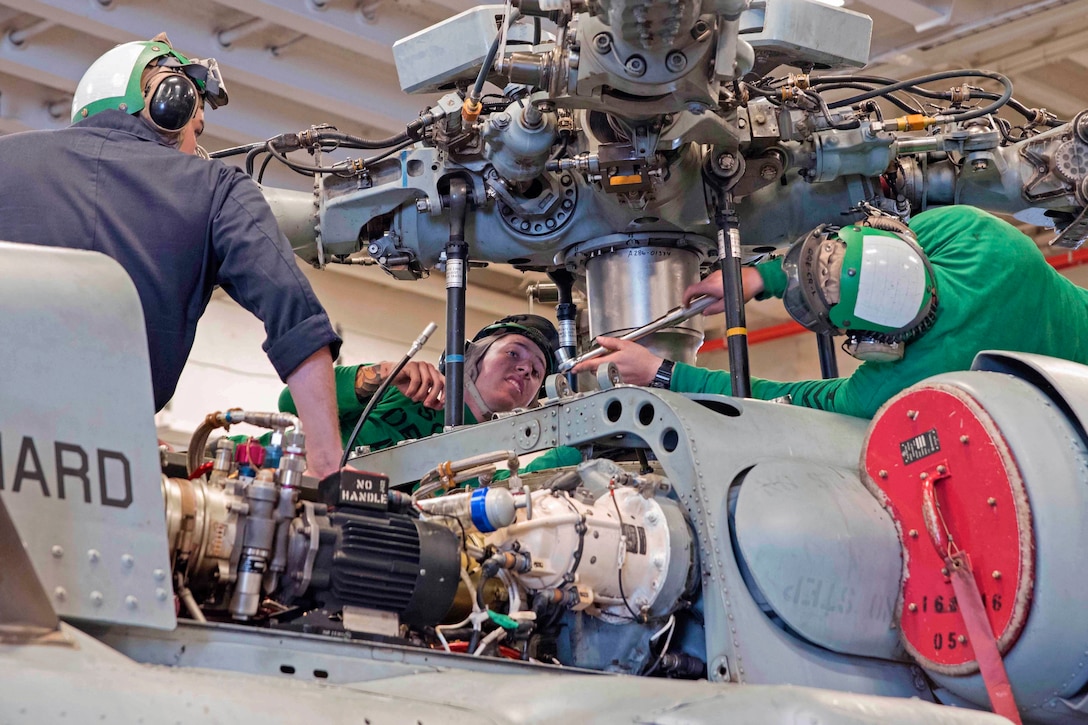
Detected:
[285,346,342,478]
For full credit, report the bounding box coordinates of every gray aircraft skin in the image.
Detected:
[6,1,1088,722]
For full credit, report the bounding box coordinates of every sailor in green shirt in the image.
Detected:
[278,314,582,472]
[574,206,1088,419]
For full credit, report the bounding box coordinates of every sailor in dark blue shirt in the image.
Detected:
[0,34,344,476]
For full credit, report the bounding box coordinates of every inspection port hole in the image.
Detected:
[280,665,295,675]
[524,426,534,437]
[407,159,424,177]
[606,400,623,422]
[638,403,656,426]
[313,669,329,679]
[662,428,679,452]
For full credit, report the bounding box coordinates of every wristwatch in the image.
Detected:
[354,365,384,401]
[649,359,675,389]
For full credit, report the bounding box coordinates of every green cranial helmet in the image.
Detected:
[781,218,938,362]
[71,36,228,125]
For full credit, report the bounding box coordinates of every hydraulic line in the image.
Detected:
[547,269,578,390]
[340,322,438,469]
[444,179,471,428]
[715,194,751,398]
[816,332,839,380]
[819,70,1014,123]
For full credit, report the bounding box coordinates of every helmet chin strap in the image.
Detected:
[463,377,495,422]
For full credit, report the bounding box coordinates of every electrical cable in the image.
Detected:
[818,70,1014,123]
[209,140,265,159]
[609,486,645,623]
[643,614,676,676]
[472,627,507,656]
[257,153,274,184]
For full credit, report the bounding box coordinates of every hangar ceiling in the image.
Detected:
[2,1,1084,149]
[1,0,1085,320]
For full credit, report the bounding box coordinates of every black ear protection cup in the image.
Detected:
[142,71,198,133]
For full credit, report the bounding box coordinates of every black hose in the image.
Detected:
[469,8,522,102]
[209,141,265,159]
[821,70,1014,123]
[809,81,924,115]
[340,360,408,469]
[257,153,274,184]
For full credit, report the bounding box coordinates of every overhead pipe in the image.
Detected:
[217,18,272,48]
[5,20,56,47]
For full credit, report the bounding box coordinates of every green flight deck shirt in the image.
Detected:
[670,205,1088,419]
[278,364,581,475]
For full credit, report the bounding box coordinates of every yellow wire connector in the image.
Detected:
[881,114,937,132]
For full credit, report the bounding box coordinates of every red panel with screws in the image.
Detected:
[861,384,1034,675]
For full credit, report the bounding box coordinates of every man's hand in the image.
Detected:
[682,267,765,313]
[379,360,445,409]
[570,336,664,386]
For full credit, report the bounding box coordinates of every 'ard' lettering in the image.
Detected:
[55,442,92,503]
[13,436,49,497]
[97,450,133,509]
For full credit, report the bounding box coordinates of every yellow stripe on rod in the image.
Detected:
[726,327,748,337]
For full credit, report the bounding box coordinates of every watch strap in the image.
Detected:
[649,359,675,389]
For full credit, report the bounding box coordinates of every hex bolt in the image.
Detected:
[908,529,919,538]
[121,554,134,568]
[665,51,687,73]
[125,595,138,610]
[759,164,777,180]
[919,472,928,480]
[958,635,967,644]
[51,545,64,559]
[908,603,918,612]
[625,55,647,77]
[960,435,970,444]
[87,549,101,563]
[907,410,918,420]
[936,465,947,475]
[717,153,737,172]
[593,33,612,53]
[992,570,1002,579]
[878,470,888,479]
[972,159,989,172]
[90,591,104,607]
[988,497,997,506]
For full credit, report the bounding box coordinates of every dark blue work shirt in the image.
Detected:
[0,110,341,410]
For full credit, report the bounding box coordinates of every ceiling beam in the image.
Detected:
[982,27,1088,77]
[865,1,1088,76]
[0,38,401,145]
[6,0,431,134]
[1006,75,1084,120]
[212,0,426,66]
[862,0,952,33]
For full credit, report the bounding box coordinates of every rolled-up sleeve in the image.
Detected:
[209,171,342,381]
